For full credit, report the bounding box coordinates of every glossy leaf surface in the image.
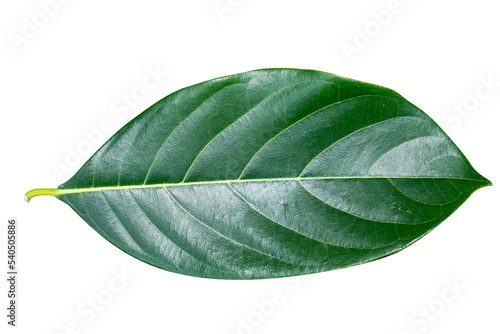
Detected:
[27,69,490,279]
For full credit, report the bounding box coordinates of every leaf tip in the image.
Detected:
[481,175,492,188]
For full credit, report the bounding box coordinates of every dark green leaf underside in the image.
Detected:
[55,69,489,279]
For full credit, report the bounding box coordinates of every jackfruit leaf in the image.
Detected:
[26,69,491,279]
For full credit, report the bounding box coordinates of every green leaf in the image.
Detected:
[26,69,491,279]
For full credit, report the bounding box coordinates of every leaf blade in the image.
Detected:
[30,68,490,279]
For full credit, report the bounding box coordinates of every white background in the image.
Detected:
[1,0,499,333]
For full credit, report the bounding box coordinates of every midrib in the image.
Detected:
[25,175,489,202]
